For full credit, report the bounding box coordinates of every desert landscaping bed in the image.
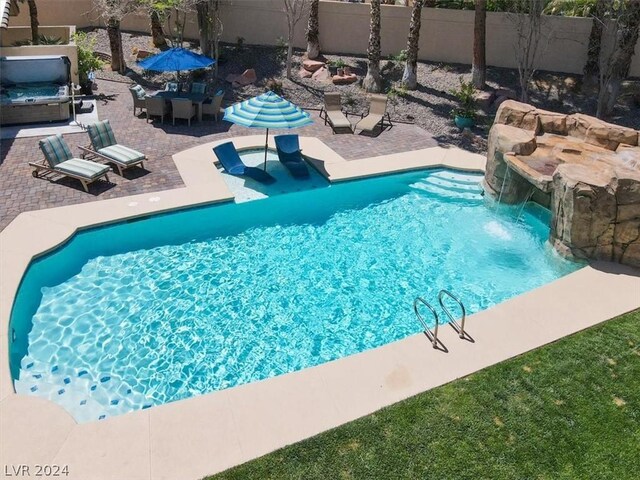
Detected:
[87,27,640,155]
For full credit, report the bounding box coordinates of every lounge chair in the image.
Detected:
[213,142,276,184]
[319,92,353,134]
[79,120,146,175]
[355,94,393,134]
[274,135,310,179]
[129,84,148,116]
[171,98,197,126]
[145,96,169,124]
[30,134,111,192]
[202,89,224,121]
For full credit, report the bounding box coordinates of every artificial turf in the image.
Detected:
[210,309,640,480]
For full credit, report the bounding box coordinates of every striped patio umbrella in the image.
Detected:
[223,91,313,170]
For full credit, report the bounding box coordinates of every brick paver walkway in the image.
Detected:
[0,79,438,231]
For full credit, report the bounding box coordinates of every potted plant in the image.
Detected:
[73,32,104,95]
[450,77,477,129]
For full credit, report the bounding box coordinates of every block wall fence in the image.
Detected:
[6,0,640,77]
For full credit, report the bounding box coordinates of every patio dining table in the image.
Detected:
[151,91,209,122]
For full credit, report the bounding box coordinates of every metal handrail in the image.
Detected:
[413,297,440,348]
[438,289,467,339]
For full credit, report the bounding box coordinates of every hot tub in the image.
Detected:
[1,55,71,125]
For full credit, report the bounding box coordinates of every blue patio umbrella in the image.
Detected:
[138,47,215,73]
[223,91,313,170]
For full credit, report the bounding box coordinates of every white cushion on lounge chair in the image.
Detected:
[55,158,111,180]
[327,111,352,129]
[98,144,145,165]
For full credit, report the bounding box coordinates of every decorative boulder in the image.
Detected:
[550,163,640,266]
[484,124,537,203]
[312,66,331,82]
[226,69,257,87]
[484,99,640,267]
[474,91,495,112]
[298,67,313,79]
[332,74,358,85]
[302,59,325,72]
[495,100,540,133]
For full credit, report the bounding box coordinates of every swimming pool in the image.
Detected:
[9,169,580,422]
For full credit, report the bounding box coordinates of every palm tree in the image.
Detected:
[150,10,167,48]
[18,0,39,45]
[363,0,382,93]
[401,0,424,90]
[582,0,607,90]
[472,0,487,89]
[596,1,640,118]
[306,0,320,60]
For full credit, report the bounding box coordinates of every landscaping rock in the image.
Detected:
[536,108,568,135]
[332,74,358,85]
[226,69,257,87]
[486,100,640,267]
[484,124,537,202]
[298,67,313,79]
[495,100,540,133]
[312,66,331,82]
[474,90,495,112]
[302,59,325,72]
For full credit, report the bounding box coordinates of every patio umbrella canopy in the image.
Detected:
[138,47,215,72]
[223,91,313,170]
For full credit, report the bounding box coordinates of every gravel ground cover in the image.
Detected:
[87,28,640,154]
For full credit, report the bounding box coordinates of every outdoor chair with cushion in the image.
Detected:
[355,94,393,134]
[320,92,353,134]
[129,84,148,116]
[202,89,224,121]
[213,141,276,185]
[171,98,197,126]
[190,82,207,94]
[80,120,146,175]
[274,134,310,179]
[146,96,169,124]
[30,134,111,192]
[165,82,180,92]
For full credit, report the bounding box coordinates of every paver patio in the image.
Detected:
[0,78,438,231]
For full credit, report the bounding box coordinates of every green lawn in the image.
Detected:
[210,310,640,480]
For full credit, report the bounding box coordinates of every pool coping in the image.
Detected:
[1,137,639,480]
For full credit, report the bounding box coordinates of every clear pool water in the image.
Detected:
[10,169,581,422]
[3,82,62,100]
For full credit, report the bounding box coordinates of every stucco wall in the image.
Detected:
[5,0,640,77]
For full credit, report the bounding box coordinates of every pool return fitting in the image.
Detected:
[413,289,471,351]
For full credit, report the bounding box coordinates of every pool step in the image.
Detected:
[410,172,483,201]
[429,170,483,186]
[15,357,153,423]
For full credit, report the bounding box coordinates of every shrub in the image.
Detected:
[275,36,287,63]
[12,34,64,46]
[450,76,477,119]
[73,32,105,85]
[265,78,284,95]
[388,49,408,63]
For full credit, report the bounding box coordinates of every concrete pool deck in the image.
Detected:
[1,137,639,480]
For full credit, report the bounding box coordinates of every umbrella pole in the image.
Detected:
[264,128,269,171]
